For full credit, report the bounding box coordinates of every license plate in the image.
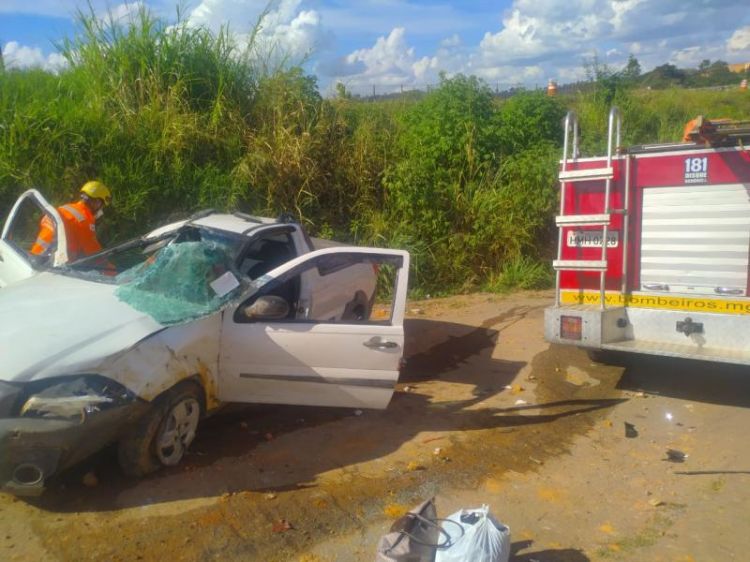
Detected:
[566,230,619,248]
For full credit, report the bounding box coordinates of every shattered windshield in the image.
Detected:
[62,227,247,325]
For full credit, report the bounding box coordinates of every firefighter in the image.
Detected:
[30,180,112,261]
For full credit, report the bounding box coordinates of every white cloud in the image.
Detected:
[459,0,750,89]
[186,0,329,62]
[1,41,67,72]
[2,0,749,92]
[728,26,750,53]
[105,2,145,24]
[334,27,419,91]
[440,34,462,49]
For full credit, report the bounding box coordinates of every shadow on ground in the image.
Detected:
[512,539,590,560]
[613,353,750,408]
[32,311,621,513]
[512,539,590,561]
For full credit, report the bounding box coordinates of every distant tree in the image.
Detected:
[583,54,612,82]
[641,63,686,88]
[687,59,737,87]
[622,55,641,81]
[335,81,351,100]
[582,54,626,106]
[705,60,736,83]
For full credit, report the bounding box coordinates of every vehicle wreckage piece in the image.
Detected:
[0,376,147,496]
[0,202,410,495]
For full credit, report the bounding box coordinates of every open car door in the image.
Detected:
[0,189,67,288]
[218,247,409,409]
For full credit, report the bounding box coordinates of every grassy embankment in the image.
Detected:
[0,9,747,295]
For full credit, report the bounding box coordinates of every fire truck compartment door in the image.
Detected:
[640,183,750,297]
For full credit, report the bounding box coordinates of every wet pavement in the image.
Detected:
[1,291,749,561]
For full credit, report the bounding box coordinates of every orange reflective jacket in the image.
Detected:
[30,200,102,261]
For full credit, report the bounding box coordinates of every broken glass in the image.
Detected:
[114,239,244,325]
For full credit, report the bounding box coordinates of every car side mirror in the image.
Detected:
[243,295,290,321]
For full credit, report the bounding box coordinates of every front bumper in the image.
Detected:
[0,402,148,496]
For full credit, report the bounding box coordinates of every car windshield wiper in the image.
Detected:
[63,231,177,271]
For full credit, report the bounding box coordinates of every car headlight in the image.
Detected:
[0,381,22,418]
[18,375,136,421]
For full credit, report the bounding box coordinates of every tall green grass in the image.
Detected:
[0,6,747,295]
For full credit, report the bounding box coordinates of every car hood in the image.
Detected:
[0,272,164,383]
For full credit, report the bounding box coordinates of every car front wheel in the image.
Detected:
[118,381,203,477]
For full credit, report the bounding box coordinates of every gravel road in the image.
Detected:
[2,291,748,561]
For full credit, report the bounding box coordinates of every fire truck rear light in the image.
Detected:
[560,315,583,340]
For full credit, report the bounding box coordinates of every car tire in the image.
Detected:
[118,381,203,477]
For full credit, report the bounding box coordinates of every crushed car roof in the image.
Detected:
[145,212,283,239]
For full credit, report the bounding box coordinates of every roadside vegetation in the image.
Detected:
[1,8,748,295]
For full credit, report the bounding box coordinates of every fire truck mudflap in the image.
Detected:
[546,109,750,365]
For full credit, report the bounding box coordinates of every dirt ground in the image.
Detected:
[2,291,749,561]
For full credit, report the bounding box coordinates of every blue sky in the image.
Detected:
[1,1,749,95]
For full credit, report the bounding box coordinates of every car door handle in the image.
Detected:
[363,338,399,349]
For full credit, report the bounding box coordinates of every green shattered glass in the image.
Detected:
[115,240,241,324]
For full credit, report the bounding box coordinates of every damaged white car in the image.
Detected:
[0,190,409,495]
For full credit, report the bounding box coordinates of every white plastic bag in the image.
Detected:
[434,505,511,562]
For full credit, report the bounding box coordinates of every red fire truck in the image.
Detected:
[545,108,750,365]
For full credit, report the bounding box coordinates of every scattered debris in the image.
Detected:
[422,436,445,444]
[602,419,613,428]
[435,505,511,562]
[527,374,537,381]
[403,385,415,392]
[665,412,674,421]
[624,422,639,438]
[82,471,98,488]
[264,493,277,500]
[433,447,443,456]
[565,366,600,387]
[514,399,528,406]
[529,457,543,465]
[648,498,665,507]
[665,449,688,463]
[503,385,513,390]
[383,503,409,518]
[410,308,425,315]
[271,519,293,533]
[354,409,363,416]
[406,461,426,472]
[634,391,647,398]
[511,384,525,394]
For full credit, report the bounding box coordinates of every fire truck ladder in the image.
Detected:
[553,107,623,309]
